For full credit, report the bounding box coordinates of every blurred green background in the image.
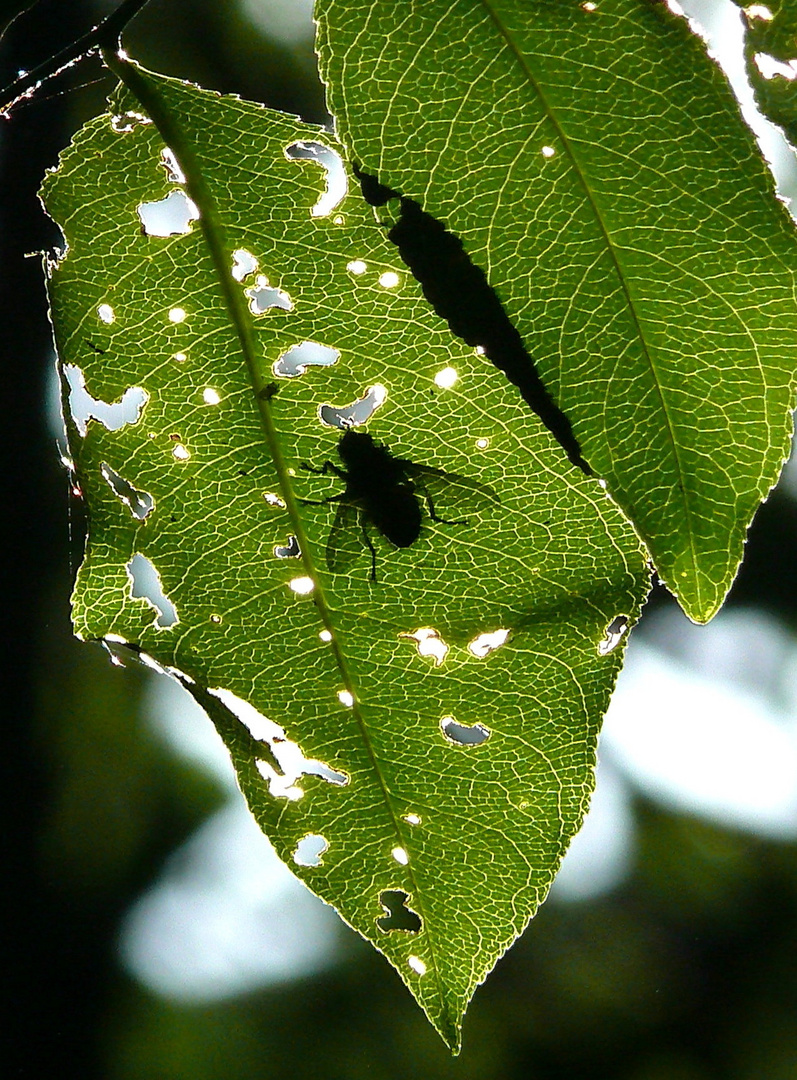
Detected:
[4,1,797,1076]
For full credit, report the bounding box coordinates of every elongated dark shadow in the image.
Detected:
[354,165,590,475]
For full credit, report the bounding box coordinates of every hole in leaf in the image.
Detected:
[354,168,590,473]
[754,53,797,80]
[598,614,629,655]
[64,364,148,437]
[293,834,329,867]
[347,259,368,275]
[378,270,400,288]
[209,687,349,800]
[319,629,333,642]
[231,248,258,282]
[408,955,426,975]
[289,576,314,595]
[273,341,340,378]
[245,276,293,314]
[433,366,458,389]
[111,111,151,132]
[263,492,287,508]
[403,813,421,826]
[337,690,354,707]
[172,444,190,461]
[274,534,301,558]
[202,388,221,406]
[138,190,199,237]
[168,307,187,323]
[392,846,409,865]
[101,463,154,520]
[285,140,347,217]
[159,147,185,184]
[441,715,491,746]
[377,890,422,934]
[127,553,178,628]
[468,628,510,658]
[541,145,556,158]
[318,384,387,429]
[399,627,449,666]
[98,303,115,323]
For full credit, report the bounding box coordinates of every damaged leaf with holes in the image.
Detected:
[741,0,797,146]
[42,63,648,1050]
[316,0,797,624]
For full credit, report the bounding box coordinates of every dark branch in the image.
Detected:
[0,0,153,115]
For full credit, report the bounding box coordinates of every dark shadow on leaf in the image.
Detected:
[353,164,590,474]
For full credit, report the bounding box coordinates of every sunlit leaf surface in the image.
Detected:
[316,0,797,623]
[42,63,648,1048]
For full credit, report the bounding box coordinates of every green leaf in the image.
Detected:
[41,62,648,1049]
[315,0,797,624]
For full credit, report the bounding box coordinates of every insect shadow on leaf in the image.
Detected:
[299,430,499,580]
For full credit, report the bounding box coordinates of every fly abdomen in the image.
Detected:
[370,487,422,548]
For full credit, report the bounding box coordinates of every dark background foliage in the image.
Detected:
[4,1,797,1076]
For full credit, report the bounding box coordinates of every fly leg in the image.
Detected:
[297,492,346,507]
[418,484,468,527]
[301,461,347,480]
[362,519,379,582]
[299,460,348,506]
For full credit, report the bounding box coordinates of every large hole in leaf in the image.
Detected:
[440,715,491,746]
[245,276,293,314]
[127,553,178,628]
[467,628,510,658]
[399,627,449,666]
[208,687,349,801]
[318,384,387,429]
[354,166,589,473]
[293,834,329,867]
[64,364,148,436]
[101,462,154,520]
[274,534,301,558]
[376,890,422,934]
[231,248,258,282]
[285,140,348,217]
[273,341,340,378]
[138,190,199,237]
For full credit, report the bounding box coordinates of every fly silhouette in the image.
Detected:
[299,431,498,580]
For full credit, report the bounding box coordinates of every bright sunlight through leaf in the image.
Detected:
[41,62,648,1049]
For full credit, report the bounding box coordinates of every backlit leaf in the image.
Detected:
[42,61,648,1048]
[315,0,797,623]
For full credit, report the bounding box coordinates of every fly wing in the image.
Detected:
[403,462,499,522]
[326,499,367,573]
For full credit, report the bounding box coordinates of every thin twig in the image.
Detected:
[0,0,154,116]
